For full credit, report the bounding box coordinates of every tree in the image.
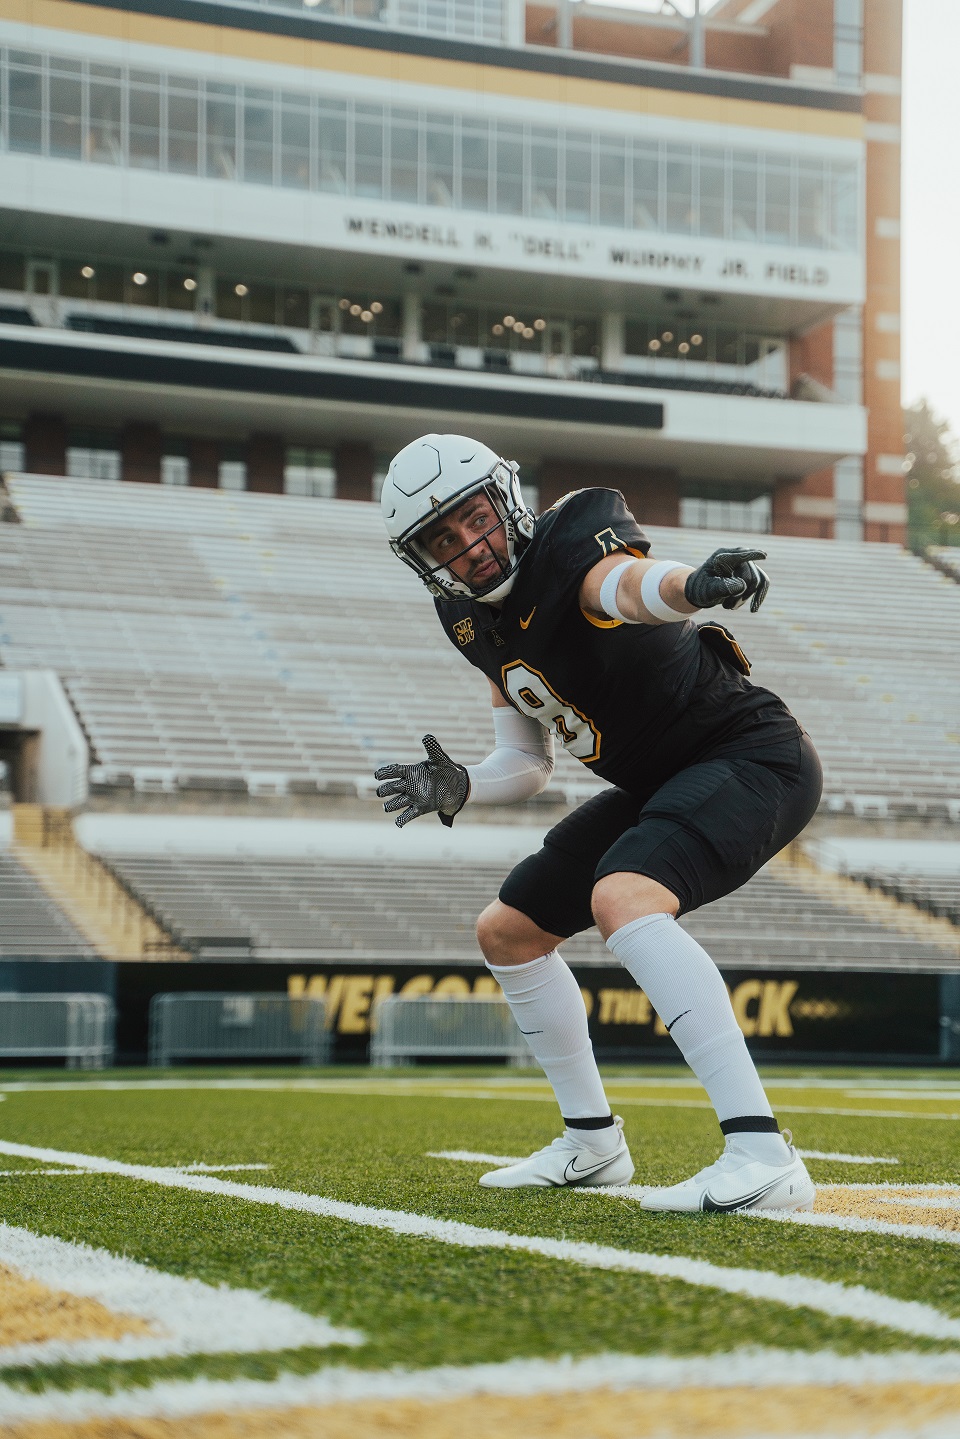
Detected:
[903,400,960,548]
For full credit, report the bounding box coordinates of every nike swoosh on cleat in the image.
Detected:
[562,1153,619,1184]
[700,1176,786,1213]
[518,1029,544,1035]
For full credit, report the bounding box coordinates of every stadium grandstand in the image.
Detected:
[0,476,957,1025]
[2,0,956,1068]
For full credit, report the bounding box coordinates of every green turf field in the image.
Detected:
[0,1066,958,1434]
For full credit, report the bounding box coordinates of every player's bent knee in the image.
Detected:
[591,872,680,940]
[476,900,562,967]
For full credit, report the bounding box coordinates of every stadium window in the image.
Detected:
[531,128,560,220]
[0,251,26,291]
[242,86,275,186]
[425,117,455,207]
[58,260,98,300]
[680,493,771,535]
[1,46,862,257]
[161,442,190,486]
[88,66,123,165]
[0,423,25,475]
[7,54,44,155]
[127,269,159,307]
[279,93,310,191]
[390,109,421,204]
[494,123,524,216]
[730,154,759,240]
[829,161,860,251]
[216,279,247,322]
[166,269,199,313]
[67,430,122,481]
[597,138,627,229]
[205,83,238,182]
[797,160,828,248]
[354,105,385,199]
[128,78,162,170]
[631,142,661,231]
[219,445,247,491]
[833,307,863,403]
[697,147,726,239]
[285,447,335,498]
[563,132,594,224]
[48,61,83,161]
[167,80,200,176]
[762,158,793,245]
[664,144,694,235]
[460,121,491,212]
[316,102,348,194]
[282,287,310,329]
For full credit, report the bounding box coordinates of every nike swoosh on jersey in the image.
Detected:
[519,608,537,629]
[700,1176,785,1212]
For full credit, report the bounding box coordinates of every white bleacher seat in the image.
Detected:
[1,474,959,813]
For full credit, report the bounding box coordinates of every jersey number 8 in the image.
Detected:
[502,661,600,763]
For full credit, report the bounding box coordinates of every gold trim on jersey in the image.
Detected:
[581,608,622,629]
[501,660,601,764]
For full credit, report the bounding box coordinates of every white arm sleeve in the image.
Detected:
[465,707,555,805]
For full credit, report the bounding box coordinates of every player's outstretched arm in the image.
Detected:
[584,547,769,624]
[375,735,469,829]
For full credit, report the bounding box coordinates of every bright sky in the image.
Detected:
[598,1,952,439]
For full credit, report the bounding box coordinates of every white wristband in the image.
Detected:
[598,559,639,623]
[640,560,696,623]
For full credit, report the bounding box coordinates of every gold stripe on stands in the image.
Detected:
[13,0,864,138]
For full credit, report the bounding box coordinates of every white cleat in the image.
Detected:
[479,1116,634,1190]
[639,1130,815,1214]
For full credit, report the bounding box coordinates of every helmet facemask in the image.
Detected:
[390,460,535,604]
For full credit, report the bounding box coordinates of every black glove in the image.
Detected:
[374,734,469,829]
[684,548,770,613]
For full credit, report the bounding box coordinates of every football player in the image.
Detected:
[375,434,821,1214]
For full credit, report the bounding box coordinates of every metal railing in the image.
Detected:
[0,993,115,1068]
[148,992,330,1066]
[370,994,531,1066]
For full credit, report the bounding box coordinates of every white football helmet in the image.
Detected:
[381,433,535,604]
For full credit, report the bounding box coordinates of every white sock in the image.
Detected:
[606,914,788,1162]
[487,952,617,1151]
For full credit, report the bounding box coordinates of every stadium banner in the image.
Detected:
[0,960,947,1065]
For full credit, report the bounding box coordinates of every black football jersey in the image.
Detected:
[436,488,793,794]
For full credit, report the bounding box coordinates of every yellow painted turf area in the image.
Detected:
[0,1266,152,1350]
[6,1381,960,1439]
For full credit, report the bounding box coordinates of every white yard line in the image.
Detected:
[0,1222,361,1370]
[428,1150,524,1165]
[795,1150,900,1165]
[2,1348,960,1426]
[0,1163,272,1177]
[1,1139,960,1345]
[748,1210,960,1246]
[1,1078,956,1120]
[430,1149,900,1168]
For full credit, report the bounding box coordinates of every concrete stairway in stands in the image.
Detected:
[769,846,960,959]
[11,805,190,961]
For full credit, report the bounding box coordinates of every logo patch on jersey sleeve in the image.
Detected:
[594,526,627,557]
[453,618,475,646]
